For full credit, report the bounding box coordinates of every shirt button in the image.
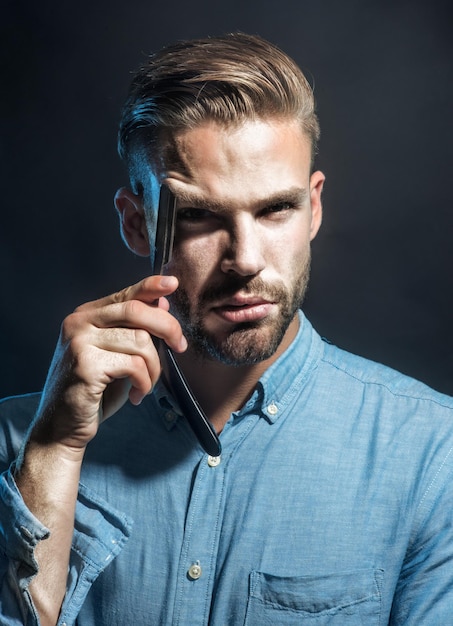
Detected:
[267,402,278,415]
[207,455,221,467]
[165,411,175,422]
[187,561,202,580]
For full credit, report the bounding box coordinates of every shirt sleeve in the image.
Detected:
[389,451,453,624]
[0,466,133,626]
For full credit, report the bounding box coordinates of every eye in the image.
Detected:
[177,207,212,221]
[270,201,292,212]
[261,201,295,218]
[176,206,222,235]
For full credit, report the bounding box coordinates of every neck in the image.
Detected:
[174,315,299,433]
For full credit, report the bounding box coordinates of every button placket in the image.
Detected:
[173,451,226,624]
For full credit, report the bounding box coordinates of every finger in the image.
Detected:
[91,302,187,352]
[90,327,159,381]
[157,296,171,312]
[104,353,155,404]
[99,378,151,416]
[77,275,179,312]
[67,297,187,353]
[94,326,156,354]
[74,345,157,410]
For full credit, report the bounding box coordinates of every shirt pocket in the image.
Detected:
[244,568,384,625]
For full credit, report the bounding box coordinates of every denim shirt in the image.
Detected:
[1,312,453,625]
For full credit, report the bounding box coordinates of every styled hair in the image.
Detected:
[118,32,320,188]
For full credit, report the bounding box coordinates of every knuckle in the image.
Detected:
[142,276,158,290]
[113,285,132,304]
[133,328,152,350]
[69,333,86,355]
[123,299,142,319]
[71,343,97,377]
[129,354,154,388]
[60,311,84,342]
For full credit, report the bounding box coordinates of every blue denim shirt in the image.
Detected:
[1,312,453,624]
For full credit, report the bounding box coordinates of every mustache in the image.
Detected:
[199,276,285,304]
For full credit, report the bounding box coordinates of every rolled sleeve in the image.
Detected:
[0,468,133,626]
[0,466,49,624]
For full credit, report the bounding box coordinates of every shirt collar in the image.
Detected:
[238,310,322,423]
[153,310,322,427]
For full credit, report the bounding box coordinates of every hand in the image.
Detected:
[30,275,187,453]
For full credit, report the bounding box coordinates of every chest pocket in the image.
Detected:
[244,569,384,625]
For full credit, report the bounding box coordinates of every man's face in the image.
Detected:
[160,118,324,365]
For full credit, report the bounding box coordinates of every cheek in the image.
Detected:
[169,238,218,289]
[272,231,310,270]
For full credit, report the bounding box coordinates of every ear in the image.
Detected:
[114,187,150,256]
[308,170,325,241]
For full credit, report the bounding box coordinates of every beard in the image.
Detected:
[169,252,311,366]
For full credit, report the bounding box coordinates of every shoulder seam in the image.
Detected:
[320,350,453,410]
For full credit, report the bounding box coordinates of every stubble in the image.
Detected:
[169,252,311,366]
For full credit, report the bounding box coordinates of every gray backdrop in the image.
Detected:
[1,0,452,398]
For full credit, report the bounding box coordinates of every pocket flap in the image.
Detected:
[249,568,384,614]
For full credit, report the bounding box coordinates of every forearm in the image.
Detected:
[14,439,84,626]
[1,276,184,624]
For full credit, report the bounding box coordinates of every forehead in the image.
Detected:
[159,118,312,204]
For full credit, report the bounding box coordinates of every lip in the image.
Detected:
[211,296,276,324]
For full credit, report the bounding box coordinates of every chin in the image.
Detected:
[193,319,289,366]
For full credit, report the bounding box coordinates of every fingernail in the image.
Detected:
[160,276,176,288]
[179,336,188,351]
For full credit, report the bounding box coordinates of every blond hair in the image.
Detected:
[118,32,320,187]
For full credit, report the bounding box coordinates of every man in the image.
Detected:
[1,32,453,625]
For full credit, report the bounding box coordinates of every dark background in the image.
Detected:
[1,0,452,399]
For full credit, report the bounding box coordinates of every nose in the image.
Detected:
[220,217,266,277]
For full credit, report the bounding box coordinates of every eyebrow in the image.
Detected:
[174,186,308,213]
